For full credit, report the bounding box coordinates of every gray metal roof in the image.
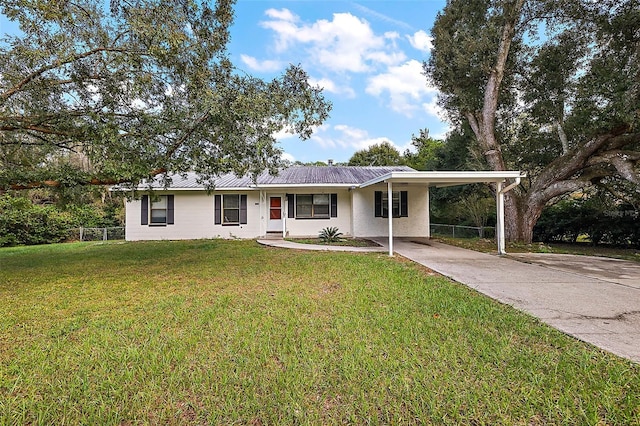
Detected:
[142,165,416,189]
[257,166,415,185]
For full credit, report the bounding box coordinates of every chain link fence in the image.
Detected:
[430,223,495,239]
[67,227,125,241]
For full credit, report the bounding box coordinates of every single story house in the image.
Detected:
[124,165,523,254]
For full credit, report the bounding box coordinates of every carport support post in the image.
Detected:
[496,181,506,255]
[388,181,393,256]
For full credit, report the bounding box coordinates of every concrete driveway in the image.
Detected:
[375,238,640,363]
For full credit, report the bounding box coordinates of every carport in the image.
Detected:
[359,171,525,256]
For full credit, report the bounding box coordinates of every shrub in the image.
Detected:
[0,194,73,247]
[319,227,343,243]
[533,199,640,247]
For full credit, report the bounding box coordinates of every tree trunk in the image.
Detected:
[504,191,545,243]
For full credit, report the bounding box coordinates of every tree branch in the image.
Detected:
[588,150,640,184]
[533,124,632,191]
[0,125,81,137]
[1,47,134,103]
[8,167,169,191]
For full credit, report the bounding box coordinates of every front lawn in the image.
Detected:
[0,240,638,424]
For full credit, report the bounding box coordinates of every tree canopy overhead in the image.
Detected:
[425,0,640,242]
[0,0,331,190]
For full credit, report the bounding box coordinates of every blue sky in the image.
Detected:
[230,0,448,163]
[0,0,449,164]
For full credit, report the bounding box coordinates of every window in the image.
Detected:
[140,195,174,225]
[214,194,247,225]
[374,191,408,218]
[150,196,168,224]
[223,194,240,224]
[288,193,337,219]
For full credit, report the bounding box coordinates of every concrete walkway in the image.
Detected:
[371,238,640,363]
[256,238,386,253]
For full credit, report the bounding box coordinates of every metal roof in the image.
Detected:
[257,166,415,186]
[136,166,524,191]
[141,166,417,190]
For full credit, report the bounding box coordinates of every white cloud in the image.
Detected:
[308,77,356,98]
[281,152,296,162]
[385,31,400,40]
[260,9,404,73]
[365,51,407,66]
[240,54,282,72]
[273,127,297,141]
[407,30,433,52]
[309,124,404,153]
[304,124,336,149]
[264,8,298,22]
[351,3,413,30]
[366,59,438,117]
[333,124,369,143]
[422,96,446,119]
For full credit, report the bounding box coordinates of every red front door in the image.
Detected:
[267,196,283,232]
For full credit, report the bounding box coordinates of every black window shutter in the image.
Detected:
[167,195,175,224]
[240,194,247,224]
[141,195,149,225]
[330,193,338,218]
[287,194,295,218]
[214,195,221,225]
[400,191,408,217]
[374,191,383,217]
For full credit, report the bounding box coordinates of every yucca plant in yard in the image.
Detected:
[319,226,343,243]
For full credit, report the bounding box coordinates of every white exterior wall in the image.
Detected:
[125,191,261,241]
[125,184,430,241]
[352,184,430,237]
[282,188,352,238]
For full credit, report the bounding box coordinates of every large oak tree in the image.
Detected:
[0,0,331,190]
[425,0,639,242]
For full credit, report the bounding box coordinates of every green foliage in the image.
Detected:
[348,135,444,170]
[318,226,343,243]
[0,0,331,190]
[0,192,122,247]
[402,129,443,171]
[0,194,73,246]
[534,199,640,247]
[348,141,403,166]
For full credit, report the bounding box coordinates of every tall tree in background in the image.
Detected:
[425,0,639,242]
[403,129,442,171]
[0,0,331,190]
[348,141,403,166]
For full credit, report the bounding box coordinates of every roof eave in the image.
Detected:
[359,171,526,188]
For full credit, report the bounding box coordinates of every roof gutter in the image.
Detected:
[499,174,524,194]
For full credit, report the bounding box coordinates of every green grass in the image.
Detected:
[1,240,638,425]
